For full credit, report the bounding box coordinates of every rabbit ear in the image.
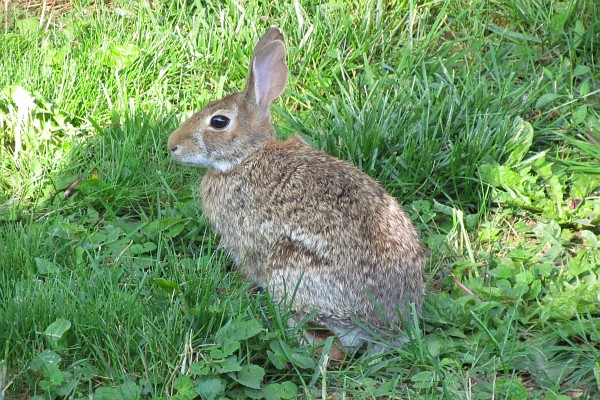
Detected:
[250,27,285,66]
[246,28,288,110]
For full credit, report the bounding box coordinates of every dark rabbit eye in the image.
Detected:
[210,115,230,129]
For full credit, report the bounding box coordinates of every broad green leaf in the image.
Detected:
[245,382,297,400]
[216,319,264,343]
[477,223,501,242]
[439,358,460,368]
[510,282,529,299]
[326,48,339,58]
[579,230,598,247]
[103,44,142,69]
[129,241,157,254]
[14,17,40,35]
[533,350,580,397]
[172,375,197,400]
[267,341,289,370]
[195,377,225,400]
[497,166,525,190]
[579,79,590,96]
[423,334,449,358]
[538,170,564,217]
[536,263,554,277]
[567,251,596,278]
[535,93,562,109]
[48,369,67,386]
[43,46,69,67]
[146,217,187,238]
[445,327,468,339]
[85,231,108,246]
[115,381,142,400]
[573,19,585,47]
[422,292,468,326]
[95,381,141,400]
[515,270,534,285]
[571,173,600,199]
[154,278,179,294]
[35,257,60,275]
[572,64,591,77]
[411,370,434,389]
[173,375,195,392]
[278,382,297,399]
[76,178,115,196]
[527,279,542,299]
[533,221,561,243]
[30,349,62,373]
[44,318,71,350]
[189,361,210,376]
[478,163,529,205]
[542,280,600,321]
[549,12,567,35]
[504,117,533,166]
[533,156,554,179]
[235,365,265,389]
[209,340,240,358]
[289,352,316,369]
[267,350,287,370]
[46,368,67,390]
[495,379,527,400]
[491,265,514,279]
[571,105,587,125]
[40,374,66,393]
[214,356,242,373]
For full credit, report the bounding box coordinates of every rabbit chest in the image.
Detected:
[200,163,285,286]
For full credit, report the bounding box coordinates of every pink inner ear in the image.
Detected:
[253,41,288,107]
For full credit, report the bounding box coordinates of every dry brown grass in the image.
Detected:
[3,0,77,15]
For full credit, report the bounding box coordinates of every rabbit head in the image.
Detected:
[167,27,288,172]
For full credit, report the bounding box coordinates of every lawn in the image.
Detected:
[1,0,599,399]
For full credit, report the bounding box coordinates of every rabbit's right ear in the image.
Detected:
[245,27,288,112]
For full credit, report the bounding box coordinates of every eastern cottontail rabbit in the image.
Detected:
[168,27,425,355]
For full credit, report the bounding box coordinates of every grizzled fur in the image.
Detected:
[168,27,425,354]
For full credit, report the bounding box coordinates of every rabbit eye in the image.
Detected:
[210,115,230,130]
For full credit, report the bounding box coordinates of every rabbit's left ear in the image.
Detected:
[245,28,288,110]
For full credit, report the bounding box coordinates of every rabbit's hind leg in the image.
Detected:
[303,318,393,358]
[315,317,409,357]
[300,322,347,362]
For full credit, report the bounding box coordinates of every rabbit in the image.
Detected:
[167,27,426,356]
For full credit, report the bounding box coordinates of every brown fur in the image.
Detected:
[168,27,425,354]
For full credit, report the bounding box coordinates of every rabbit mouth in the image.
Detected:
[172,153,210,167]
[173,152,242,173]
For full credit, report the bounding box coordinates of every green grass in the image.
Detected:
[1,0,599,398]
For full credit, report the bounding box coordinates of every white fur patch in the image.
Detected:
[289,229,329,255]
[211,159,241,172]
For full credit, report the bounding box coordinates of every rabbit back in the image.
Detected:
[201,136,425,330]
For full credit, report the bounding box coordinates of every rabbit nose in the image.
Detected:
[169,145,179,153]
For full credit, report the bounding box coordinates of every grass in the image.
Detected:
[1,0,599,398]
